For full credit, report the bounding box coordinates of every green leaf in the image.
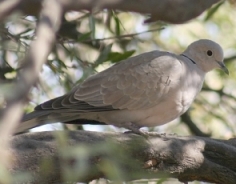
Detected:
[112,11,121,36]
[89,15,95,40]
[47,59,67,74]
[56,59,68,69]
[107,50,136,63]
[94,44,113,67]
[77,32,92,42]
[204,1,224,21]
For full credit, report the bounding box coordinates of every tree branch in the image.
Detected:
[10,131,236,184]
[0,0,62,174]
[0,0,62,135]
[0,0,220,23]
[181,111,211,137]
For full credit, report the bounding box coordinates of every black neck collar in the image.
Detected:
[180,54,196,64]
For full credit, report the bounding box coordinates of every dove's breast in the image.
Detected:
[80,59,206,128]
[179,60,205,112]
[133,70,205,127]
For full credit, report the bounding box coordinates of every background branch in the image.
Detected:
[0,0,220,23]
[0,0,62,135]
[181,111,211,137]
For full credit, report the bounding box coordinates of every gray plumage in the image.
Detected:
[16,39,228,134]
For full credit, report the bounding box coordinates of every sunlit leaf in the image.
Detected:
[204,1,224,21]
[78,32,92,42]
[94,44,113,67]
[112,11,121,36]
[107,50,136,63]
[89,15,95,40]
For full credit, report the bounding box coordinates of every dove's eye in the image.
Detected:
[207,50,213,56]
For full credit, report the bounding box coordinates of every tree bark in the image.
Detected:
[9,130,236,184]
[0,0,220,23]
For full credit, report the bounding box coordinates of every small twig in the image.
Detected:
[202,87,236,100]
[66,27,165,43]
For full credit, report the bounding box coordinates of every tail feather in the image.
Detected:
[22,110,50,122]
[15,111,51,134]
[15,110,106,135]
[15,118,43,134]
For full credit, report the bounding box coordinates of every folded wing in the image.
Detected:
[36,51,183,112]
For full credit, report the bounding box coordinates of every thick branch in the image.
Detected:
[9,131,236,184]
[0,0,220,23]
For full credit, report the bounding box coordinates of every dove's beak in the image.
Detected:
[217,61,229,75]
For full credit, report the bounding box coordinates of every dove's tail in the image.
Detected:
[15,110,106,135]
[15,111,51,134]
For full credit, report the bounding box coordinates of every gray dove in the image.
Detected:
[15,39,228,134]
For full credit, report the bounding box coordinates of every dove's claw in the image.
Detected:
[124,130,149,138]
[123,122,149,138]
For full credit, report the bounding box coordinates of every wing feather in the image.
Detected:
[73,50,183,110]
[36,50,183,112]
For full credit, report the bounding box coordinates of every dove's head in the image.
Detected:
[182,39,229,74]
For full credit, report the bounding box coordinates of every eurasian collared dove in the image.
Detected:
[15,39,229,134]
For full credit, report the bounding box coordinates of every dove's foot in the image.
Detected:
[124,130,148,138]
[123,122,148,138]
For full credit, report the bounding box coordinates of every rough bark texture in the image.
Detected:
[9,131,236,184]
[0,0,220,23]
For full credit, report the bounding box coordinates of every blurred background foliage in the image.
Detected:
[1,0,236,183]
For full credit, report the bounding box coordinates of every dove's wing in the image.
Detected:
[36,51,183,112]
